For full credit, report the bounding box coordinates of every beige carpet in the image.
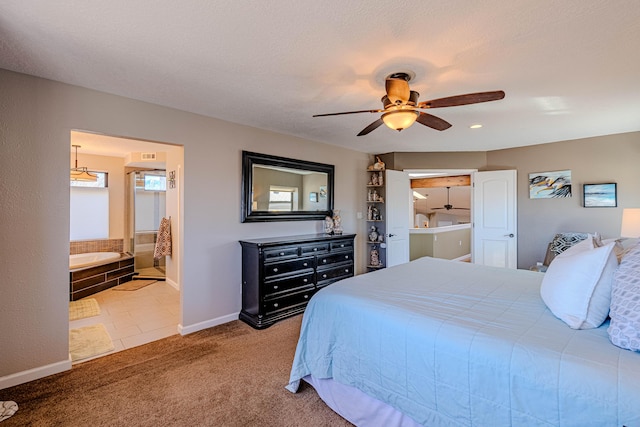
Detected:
[1,316,351,427]
[69,324,115,362]
[112,279,157,291]
[68,298,100,321]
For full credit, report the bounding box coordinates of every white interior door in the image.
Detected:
[472,170,517,268]
[385,170,411,267]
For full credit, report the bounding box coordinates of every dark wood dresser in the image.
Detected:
[239,233,356,329]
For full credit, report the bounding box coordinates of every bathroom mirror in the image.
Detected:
[241,151,334,222]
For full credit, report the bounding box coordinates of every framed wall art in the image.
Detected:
[583,183,617,207]
[529,170,572,199]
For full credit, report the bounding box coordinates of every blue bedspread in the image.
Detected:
[287,256,640,426]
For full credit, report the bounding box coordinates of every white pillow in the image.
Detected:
[540,241,618,329]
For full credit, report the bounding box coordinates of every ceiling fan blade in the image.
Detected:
[418,91,505,109]
[357,119,384,136]
[386,78,410,104]
[416,112,452,131]
[313,109,384,117]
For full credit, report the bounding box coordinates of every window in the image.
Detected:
[70,172,109,240]
[70,172,108,188]
[268,186,298,211]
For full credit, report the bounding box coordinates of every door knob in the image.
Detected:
[504,233,514,238]
[388,234,396,237]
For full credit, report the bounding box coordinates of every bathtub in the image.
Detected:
[69,252,121,269]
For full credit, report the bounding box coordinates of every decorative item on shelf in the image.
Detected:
[368,226,379,242]
[367,156,386,171]
[370,245,381,267]
[332,210,343,235]
[377,233,384,243]
[377,171,383,186]
[324,216,334,234]
[370,173,379,186]
[371,189,379,201]
[368,205,381,221]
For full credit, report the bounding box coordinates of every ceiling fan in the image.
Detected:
[313,72,505,136]
[432,187,470,211]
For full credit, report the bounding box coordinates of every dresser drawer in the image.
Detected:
[264,272,314,298]
[301,242,330,255]
[331,239,354,251]
[263,246,299,261]
[264,257,314,278]
[317,251,353,267]
[317,263,354,282]
[263,288,315,315]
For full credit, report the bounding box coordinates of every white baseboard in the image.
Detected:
[165,277,180,291]
[0,358,72,390]
[178,312,239,335]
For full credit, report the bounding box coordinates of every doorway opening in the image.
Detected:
[69,130,183,363]
[405,169,476,263]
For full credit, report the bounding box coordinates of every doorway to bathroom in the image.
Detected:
[69,130,183,363]
[126,169,167,280]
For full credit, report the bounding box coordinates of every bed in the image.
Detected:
[287,251,640,426]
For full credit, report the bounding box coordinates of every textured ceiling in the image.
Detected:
[1,1,639,154]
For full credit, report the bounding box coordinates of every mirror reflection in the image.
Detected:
[241,151,334,222]
[252,165,328,212]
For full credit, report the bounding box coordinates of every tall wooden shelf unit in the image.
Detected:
[366,168,387,271]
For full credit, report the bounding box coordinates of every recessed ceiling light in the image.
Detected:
[470,124,483,129]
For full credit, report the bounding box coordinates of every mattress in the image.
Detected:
[287,256,640,426]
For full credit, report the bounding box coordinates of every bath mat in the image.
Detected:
[0,401,18,422]
[69,298,101,321]
[112,279,157,291]
[69,324,114,362]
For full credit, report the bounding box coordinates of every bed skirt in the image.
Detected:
[303,375,422,427]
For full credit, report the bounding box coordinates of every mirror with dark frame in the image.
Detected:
[241,151,334,222]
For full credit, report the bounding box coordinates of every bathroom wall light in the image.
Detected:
[70,144,98,182]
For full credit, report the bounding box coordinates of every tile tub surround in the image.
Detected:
[70,239,124,255]
[70,254,135,301]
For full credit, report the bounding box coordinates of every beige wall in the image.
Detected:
[487,132,640,268]
[0,68,369,386]
[379,151,488,171]
[410,228,471,260]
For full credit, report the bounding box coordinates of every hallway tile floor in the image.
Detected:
[69,280,180,363]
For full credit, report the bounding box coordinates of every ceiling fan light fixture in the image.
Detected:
[382,110,419,131]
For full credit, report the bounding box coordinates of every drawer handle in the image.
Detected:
[340,244,345,247]
[273,303,279,308]
[323,259,327,263]
[345,255,349,259]
[313,247,318,251]
[345,269,350,273]
[273,267,279,273]
[303,262,308,267]
[279,252,285,256]
[304,294,309,299]
[322,274,327,278]
[273,285,279,290]
[303,278,308,283]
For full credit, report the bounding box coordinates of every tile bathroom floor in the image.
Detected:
[69,280,180,363]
